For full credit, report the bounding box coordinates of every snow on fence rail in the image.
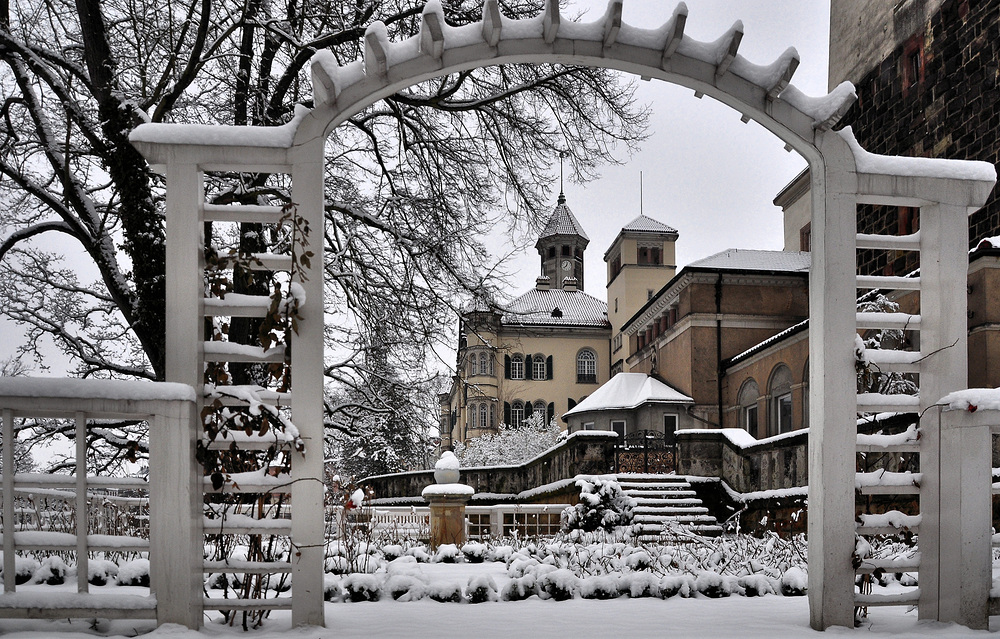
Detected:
[0,378,201,627]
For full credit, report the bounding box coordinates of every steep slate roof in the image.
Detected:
[501,288,609,327]
[621,214,678,234]
[564,373,693,417]
[686,248,811,272]
[538,201,589,241]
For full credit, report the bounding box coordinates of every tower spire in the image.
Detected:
[558,150,567,204]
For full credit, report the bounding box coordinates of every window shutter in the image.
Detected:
[525,354,533,380]
[567,398,576,410]
[504,402,511,426]
[547,402,554,423]
[504,355,511,379]
[546,355,553,380]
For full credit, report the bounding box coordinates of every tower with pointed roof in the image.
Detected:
[604,214,679,373]
[535,192,590,290]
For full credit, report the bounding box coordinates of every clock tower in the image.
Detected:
[535,192,589,290]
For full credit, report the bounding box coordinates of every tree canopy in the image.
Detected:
[0,0,647,473]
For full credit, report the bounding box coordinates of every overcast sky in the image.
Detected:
[499,0,830,299]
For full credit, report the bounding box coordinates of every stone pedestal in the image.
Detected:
[421,484,474,550]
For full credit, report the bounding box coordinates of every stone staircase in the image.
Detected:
[615,474,724,537]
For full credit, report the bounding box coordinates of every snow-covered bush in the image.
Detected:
[739,574,776,597]
[405,546,431,563]
[342,574,381,602]
[117,558,150,587]
[32,556,70,586]
[426,581,464,603]
[466,574,499,603]
[694,571,731,598]
[461,542,487,563]
[780,566,807,596]
[500,574,537,601]
[381,544,404,562]
[487,545,514,563]
[323,576,342,602]
[453,414,563,466]
[627,572,661,598]
[385,575,426,602]
[660,574,695,598]
[432,543,461,563]
[579,574,622,599]
[87,559,119,587]
[561,477,635,533]
[537,568,579,601]
[6,557,39,586]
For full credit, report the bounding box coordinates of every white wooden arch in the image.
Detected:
[130,0,996,630]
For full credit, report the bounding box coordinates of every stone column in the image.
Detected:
[421,452,474,550]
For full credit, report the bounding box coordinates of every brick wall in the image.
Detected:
[840,0,1000,274]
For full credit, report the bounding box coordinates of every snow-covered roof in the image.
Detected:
[686,248,810,272]
[502,288,609,328]
[564,373,693,417]
[621,214,678,235]
[538,201,589,241]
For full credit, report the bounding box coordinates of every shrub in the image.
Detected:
[739,574,776,597]
[117,558,150,587]
[659,574,694,598]
[500,575,536,601]
[323,577,342,602]
[342,574,381,602]
[627,573,661,598]
[466,574,499,603]
[695,571,731,598]
[780,566,808,596]
[9,557,39,586]
[426,581,463,603]
[561,477,635,533]
[432,544,461,563]
[385,575,426,602]
[33,556,69,586]
[579,575,622,600]
[537,568,579,601]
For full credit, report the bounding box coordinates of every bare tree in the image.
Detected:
[0,0,647,467]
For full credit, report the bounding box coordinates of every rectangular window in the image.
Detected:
[663,414,678,445]
[800,222,811,252]
[611,420,626,439]
[583,422,595,431]
[511,357,524,380]
[532,357,546,381]
[745,404,758,434]
[777,393,793,434]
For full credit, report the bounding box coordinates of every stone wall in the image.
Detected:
[363,431,618,504]
[676,428,809,494]
[842,0,1000,274]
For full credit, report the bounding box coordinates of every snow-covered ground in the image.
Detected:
[1,561,994,638]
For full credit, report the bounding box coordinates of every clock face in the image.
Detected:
[561,259,572,270]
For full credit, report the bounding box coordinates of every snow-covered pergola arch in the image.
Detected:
[129,0,997,630]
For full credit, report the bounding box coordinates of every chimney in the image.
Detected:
[562,277,578,292]
[535,276,552,291]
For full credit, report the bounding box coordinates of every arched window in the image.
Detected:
[479,351,493,377]
[768,364,794,437]
[511,400,525,426]
[738,378,760,436]
[533,400,546,424]
[577,349,597,383]
[468,353,478,376]
[489,404,495,429]
[801,359,809,429]
[511,353,524,380]
[479,403,488,430]
[532,354,546,381]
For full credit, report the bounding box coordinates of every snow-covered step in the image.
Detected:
[203,597,292,611]
[863,350,922,374]
[202,203,287,224]
[203,560,293,574]
[856,311,921,331]
[854,589,920,607]
[856,392,919,414]
[633,513,718,524]
[631,496,702,505]
[636,523,724,536]
[634,505,709,515]
[856,275,921,291]
[855,231,920,252]
[619,481,692,490]
[203,341,286,363]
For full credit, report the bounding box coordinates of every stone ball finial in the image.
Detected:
[434,450,461,484]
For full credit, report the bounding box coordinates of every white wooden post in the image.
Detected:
[149,399,202,628]
[918,203,985,627]
[164,162,205,390]
[290,141,326,627]
[75,412,89,594]
[2,408,14,594]
[807,133,858,630]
